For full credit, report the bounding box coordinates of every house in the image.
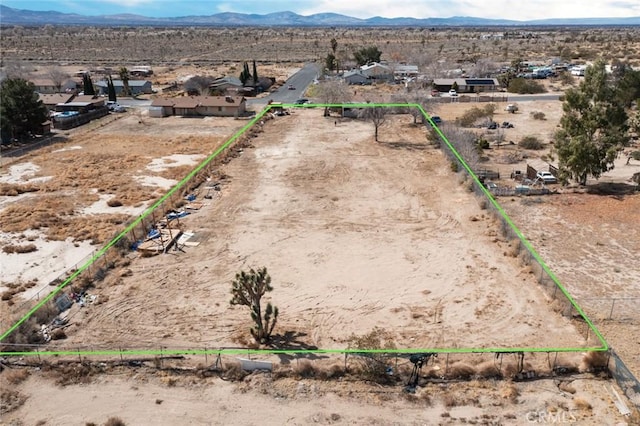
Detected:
[343,70,370,85]
[95,79,153,96]
[209,76,244,94]
[149,99,175,117]
[394,64,419,78]
[432,78,500,93]
[158,96,246,117]
[172,97,200,117]
[196,96,246,117]
[359,62,393,81]
[38,93,75,110]
[31,78,77,94]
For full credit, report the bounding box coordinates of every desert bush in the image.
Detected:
[573,397,592,411]
[580,351,609,372]
[50,328,67,340]
[445,362,476,379]
[500,381,519,403]
[104,418,127,426]
[631,151,640,161]
[4,368,30,385]
[221,361,248,381]
[455,104,496,127]
[0,389,27,414]
[107,198,123,207]
[531,111,546,120]
[2,243,37,254]
[519,136,544,150]
[508,78,546,94]
[348,327,396,384]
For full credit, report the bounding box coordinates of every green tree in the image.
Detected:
[107,75,117,103]
[354,46,382,66]
[451,81,459,92]
[239,61,252,86]
[0,78,48,141]
[82,73,95,96]
[325,53,337,72]
[330,37,338,55]
[118,67,130,97]
[230,267,278,343]
[252,60,258,86]
[555,60,629,185]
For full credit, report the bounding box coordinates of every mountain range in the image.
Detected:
[1,5,639,27]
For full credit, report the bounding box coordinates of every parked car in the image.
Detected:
[287,84,296,90]
[294,98,309,105]
[431,89,440,97]
[536,171,557,184]
[484,181,498,192]
[505,104,518,113]
[448,89,458,97]
[430,115,442,124]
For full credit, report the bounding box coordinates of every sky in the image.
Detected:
[1,0,639,21]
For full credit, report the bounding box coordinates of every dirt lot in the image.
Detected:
[35,110,588,352]
[1,103,639,424]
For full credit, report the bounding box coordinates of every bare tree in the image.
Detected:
[435,123,481,171]
[359,104,387,142]
[48,67,69,93]
[315,79,351,116]
[184,75,214,95]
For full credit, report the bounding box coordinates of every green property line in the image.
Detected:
[0,345,607,358]
[1,102,607,356]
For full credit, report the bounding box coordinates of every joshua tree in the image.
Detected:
[230,267,278,343]
[118,67,131,97]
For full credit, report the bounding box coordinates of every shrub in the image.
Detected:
[455,104,496,127]
[107,198,123,207]
[104,418,127,426]
[531,111,546,120]
[519,136,544,150]
[2,244,37,254]
[508,78,546,94]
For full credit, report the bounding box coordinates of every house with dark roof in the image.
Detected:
[95,79,153,96]
[343,70,370,85]
[432,78,500,93]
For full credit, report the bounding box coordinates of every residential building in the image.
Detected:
[95,79,153,96]
[432,78,500,93]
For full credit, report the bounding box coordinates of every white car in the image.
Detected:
[448,89,458,97]
[536,171,557,184]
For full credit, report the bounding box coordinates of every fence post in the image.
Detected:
[609,299,616,320]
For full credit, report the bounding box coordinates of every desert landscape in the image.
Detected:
[1,22,640,425]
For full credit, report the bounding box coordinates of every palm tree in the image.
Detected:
[118,67,130,97]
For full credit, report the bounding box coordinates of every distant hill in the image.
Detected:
[1,5,639,26]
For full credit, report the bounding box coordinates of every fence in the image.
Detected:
[579,298,640,322]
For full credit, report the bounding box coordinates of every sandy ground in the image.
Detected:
[52,110,589,352]
[1,102,639,424]
[2,370,633,426]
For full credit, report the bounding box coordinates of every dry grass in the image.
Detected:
[580,351,609,372]
[2,243,37,254]
[103,418,127,426]
[0,183,39,196]
[499,381,519,403]
[446,362,477,380]
[0,389,27,415]
[4,368,31,385]
[573,397,593,411]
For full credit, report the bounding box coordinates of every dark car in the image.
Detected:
[294,98,309,105]
[430,115,442,124]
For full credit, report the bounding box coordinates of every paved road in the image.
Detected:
[247,62,319,107]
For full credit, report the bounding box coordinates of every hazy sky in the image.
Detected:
[2,0,639,21]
